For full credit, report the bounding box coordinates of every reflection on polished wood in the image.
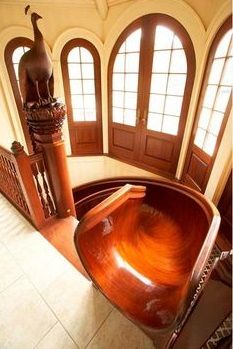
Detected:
[74,179,220,338]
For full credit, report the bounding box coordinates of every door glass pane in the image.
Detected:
[173,35,183,49]
[153,51,171,73]
[221,57,233,86]
[215,30,232,58]
[73,108,85,121]
[113,73,124,90]
[83,79,95,94]
[209,111,224,135]
[167,74,186,96]
[154,25,174,50]
[113,54,125,72]
[68,64,81,79]
[203,85,218,108]
[82,64,94,79]
[84,95,95,109]
[113,91,124,107]
[164,96,182,116]
[162,115,179,135]
[199,107,211,129]
[214,86,231,112]
[69,80,82,94]
[12,47,25,63]
[124,92,137,109]
[68,48,80,63]
[125,29,141,52]
[113,107,124,123]
[80,48,93,63]
[150,74,168,94]
[147,113,163,131]
[149,94,165,113]
[124,109,136,126]
[85,109,96,121]
[126,53,140,72]
[208,58,225,85]
[194,128,206,148]
[125,74,138,92]
[71,95,83,109]
[203,133,217,156]
[170,50,187,73]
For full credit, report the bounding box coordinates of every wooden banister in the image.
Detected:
[11,141,46,228]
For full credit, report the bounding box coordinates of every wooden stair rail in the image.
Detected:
[0,142,46,228]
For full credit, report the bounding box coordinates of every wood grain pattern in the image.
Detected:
[74,179,220,333]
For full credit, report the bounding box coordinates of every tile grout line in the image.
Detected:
[33,321,59,349]
[0,274,24,295]
[83,307,114,349]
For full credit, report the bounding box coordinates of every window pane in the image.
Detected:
[73,108,84,121]
[14,63,19,80]
[209,111,224,136]
[150,74,168,94]
[203,85,218,108]
[69,79,82,94]
[125,74,138,92]
[113,73,124,90]
[203,133,217,156]
[154,25,174,50]
[167,74,186,96]
[68,48,80,63]
[194,128,206,148]
[153,51,171,73]
[113,91,124,107]
[81,63,94,79]
[221,57,233,86]
[125,29,141,52]
[215,30,232,58]
[170,50,187,73]
[162,115,179,135]
[71,95,83,108]
[208,58,225,85]
[198,107,211,130]
[124,92,137,109]
[164,96,182,116]
[124,109,136,126]
[85,109,96,121]
[84,95,95,109]
[214,86,231,112]
[113,54,125,73]
[80,48,93,63]
[149,94,165,113]
[147,113,162,131]
[68,63,81,79]
[125,53,140,72]
[12,47,25,63]
[83,80,95,94]
[173,35,183,49]
[113,107,124,124]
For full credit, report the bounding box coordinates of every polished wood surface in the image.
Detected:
[74,179,220,332]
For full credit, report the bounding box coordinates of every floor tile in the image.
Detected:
[86,309,155,349]
[0,276,57,349]
[0,243,23,292]
[42,267,113,349]
[35,322,78,349]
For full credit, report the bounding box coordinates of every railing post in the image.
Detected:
[26,101,76,219]
[11,141,46,228]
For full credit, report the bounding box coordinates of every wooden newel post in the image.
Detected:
[26,101,76,218]
[11,141,46,228]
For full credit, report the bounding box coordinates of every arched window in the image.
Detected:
[182,17,232,192]
[108,14,195,176]
[61,39,103,155]
[4,37,33,152]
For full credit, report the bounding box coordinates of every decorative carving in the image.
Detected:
[18,5,54,106]
[26,100,66,135]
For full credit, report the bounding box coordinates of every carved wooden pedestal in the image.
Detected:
[26,100,76,218]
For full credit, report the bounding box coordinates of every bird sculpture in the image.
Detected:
[18,5,54,107]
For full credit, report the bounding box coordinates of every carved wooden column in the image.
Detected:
[26,100,76,218]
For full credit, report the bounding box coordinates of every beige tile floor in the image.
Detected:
[67,156,160,188]
[0,194,155,349]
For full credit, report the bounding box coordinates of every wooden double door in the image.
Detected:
[108,15,195,176]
